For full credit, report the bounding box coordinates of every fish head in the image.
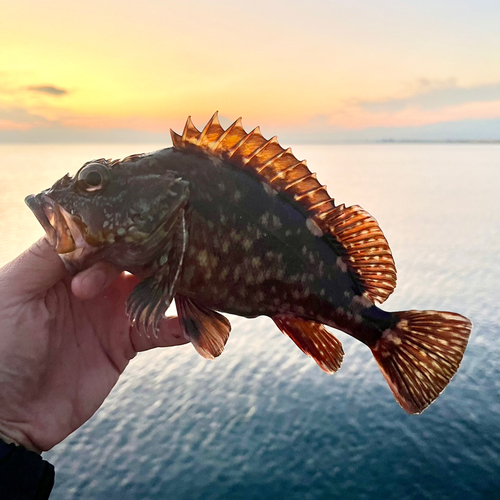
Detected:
[26,157,189,274]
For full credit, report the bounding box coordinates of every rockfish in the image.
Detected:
[26,113,472,413]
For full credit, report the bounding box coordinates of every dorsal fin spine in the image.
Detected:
[268,159,306,182]
[227,126,261,158]
[182,116,199,142]
[243,136,279,166]
[283,172,317,191]
[294,185,327,202]
[309,198,336,211]
[257,147,291,173]
[317,205,343,220]
[197,111,219,146]
[170,129,182,148]
[210,117,243,151]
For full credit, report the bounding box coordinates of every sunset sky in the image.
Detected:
[1,0,499,142]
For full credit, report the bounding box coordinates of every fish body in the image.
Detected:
[26,113,472,414]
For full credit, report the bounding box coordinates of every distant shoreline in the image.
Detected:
[378,139,500,144]
[0,139,499,145]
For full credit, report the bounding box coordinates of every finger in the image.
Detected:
[0,238,67,301]
[71,261,124,300]
[130,316,190,353]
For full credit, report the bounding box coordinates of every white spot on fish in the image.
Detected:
[197,250,209,267]
[397,319,409,330]
[117,227,126,236]
[234,190,242,202]
[272,215,282,229]
[263,182,277,196]
[306,218,324,237]
[351,294,373,309]
[251,257,261,268]
[382,329,402,345]
[336,256,348,273]
[211,156,223,168]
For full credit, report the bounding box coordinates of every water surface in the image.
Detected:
[1,143,499,500]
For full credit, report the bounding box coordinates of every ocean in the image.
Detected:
[1,143,499,499]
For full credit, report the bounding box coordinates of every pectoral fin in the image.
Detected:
[126,209,188,335]
[175,295,231,359]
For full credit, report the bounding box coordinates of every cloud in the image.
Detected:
[358,82,500,113]
[26,85,68,96]
[0,106,49,125]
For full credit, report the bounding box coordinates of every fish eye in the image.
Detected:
[77,163,110,192]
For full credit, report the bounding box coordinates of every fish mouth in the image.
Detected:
[25,193,78,254]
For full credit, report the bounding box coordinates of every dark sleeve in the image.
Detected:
[0,439,54,500]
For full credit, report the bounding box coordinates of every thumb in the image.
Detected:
[0,237,67,302]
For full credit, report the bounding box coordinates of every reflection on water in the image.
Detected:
[1,143,499,499]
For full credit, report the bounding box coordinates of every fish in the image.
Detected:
[25,112,472,414]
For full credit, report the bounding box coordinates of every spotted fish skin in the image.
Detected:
[164,150,359,319]
[25,114,472,414]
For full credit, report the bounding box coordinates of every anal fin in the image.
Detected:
[175,295,231,359]
[273,316,344,373]
[371,310,472,414]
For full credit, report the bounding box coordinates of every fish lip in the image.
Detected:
[25,193,77,254]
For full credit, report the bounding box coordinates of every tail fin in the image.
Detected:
[371,310,472,414]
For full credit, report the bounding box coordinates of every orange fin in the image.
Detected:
[175,295,231,359]
[320,204,397,304]
[171,112,335,219]
[371,310,472,414]
[273,316,344,373]
[171,113,397,303]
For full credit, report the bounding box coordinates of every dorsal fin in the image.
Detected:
[171,112,397,303]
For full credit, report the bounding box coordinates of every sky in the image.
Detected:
[1,0,499,143]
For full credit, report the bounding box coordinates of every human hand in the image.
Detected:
[0,238,188,453]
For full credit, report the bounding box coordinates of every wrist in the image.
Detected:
[0,426,41,454]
